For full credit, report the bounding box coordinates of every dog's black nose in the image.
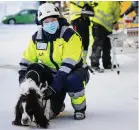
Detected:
[22,118,29,124]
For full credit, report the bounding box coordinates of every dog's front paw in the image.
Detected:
[12,120,22,126]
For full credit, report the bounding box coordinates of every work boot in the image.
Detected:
[74,111,86,120]
[91,66,104,73]
[50,102,65,119]
[103,64,119,69]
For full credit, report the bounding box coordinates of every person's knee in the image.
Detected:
[67,73,83,92]
[66,68,89,92]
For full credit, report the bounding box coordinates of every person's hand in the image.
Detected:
[113,23,119,30]
[43,73,65,100]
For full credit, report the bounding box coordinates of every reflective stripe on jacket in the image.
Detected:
[20,25,87,74]
[69,1,90,22]
[91,1,120,32]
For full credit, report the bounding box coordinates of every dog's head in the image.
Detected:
[12,63,53,128]
[13,87,49,128]
[20,63,53,98]
[18,89,37,126]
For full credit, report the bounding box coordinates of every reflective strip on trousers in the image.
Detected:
[71,96,85,105]
[72,99,86,110]
[69,90,86,110]
[69,89,85,99]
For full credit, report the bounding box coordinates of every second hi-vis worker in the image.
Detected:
[90,1,120,72]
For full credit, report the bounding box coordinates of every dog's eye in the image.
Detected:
[26,108,33,114]
[27,108,32,113]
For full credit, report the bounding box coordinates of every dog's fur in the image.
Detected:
[12,63,53,128]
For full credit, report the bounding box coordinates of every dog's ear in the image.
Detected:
[12,97,22,126]
[33,107,49,128]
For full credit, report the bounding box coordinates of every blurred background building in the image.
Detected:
[0,1,137,24]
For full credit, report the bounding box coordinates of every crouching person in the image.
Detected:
[18,3,90,120]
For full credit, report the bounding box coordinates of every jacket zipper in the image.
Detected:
[49,41,59,71]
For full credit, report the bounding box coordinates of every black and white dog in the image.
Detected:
[12,63,54,128]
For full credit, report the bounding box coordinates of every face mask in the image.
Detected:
[43,21,59,34]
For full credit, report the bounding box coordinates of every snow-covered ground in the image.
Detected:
[0,24,138,130]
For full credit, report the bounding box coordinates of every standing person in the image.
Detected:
[120,1,138,23]
[18,3,90,120]
[69,1,93,60]
[90,1,120,72]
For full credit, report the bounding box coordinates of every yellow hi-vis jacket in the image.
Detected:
[69,1,90,22]
[91,1,120,32]
[20,25,87,74]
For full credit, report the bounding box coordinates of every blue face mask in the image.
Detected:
[43,21,59,34]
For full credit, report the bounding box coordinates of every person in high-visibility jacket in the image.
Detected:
[18,3,90,120]
[69,1,93,60]
[90,1,120,72]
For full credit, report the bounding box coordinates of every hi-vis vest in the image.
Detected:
[20,26,87,74]
[91,1,120,32]
[69,1,90,22]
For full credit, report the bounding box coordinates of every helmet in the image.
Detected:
[37,3,60,22]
